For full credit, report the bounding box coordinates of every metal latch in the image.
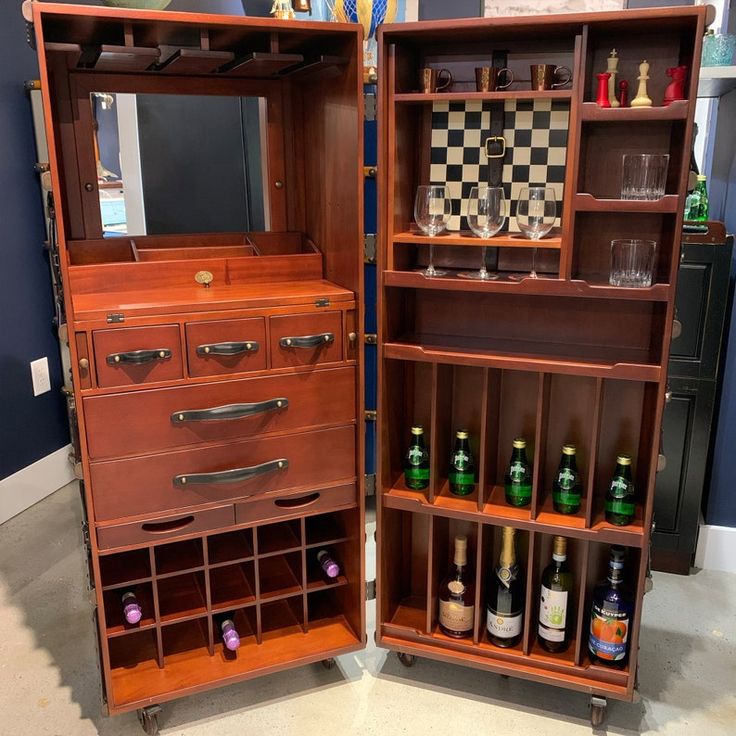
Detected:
[365,410,377,422]
[364,166,377,178]
[366,580,376,601]
[315,297,330,307]
[106,313,125,323]
[364,234,376,264]
[365,333,377,345]
[364,473,376,497]
[365,92,376,121]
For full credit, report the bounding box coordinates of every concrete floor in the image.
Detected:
[1,483,734,736]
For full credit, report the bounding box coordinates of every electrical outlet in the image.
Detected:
[30,357,51,396]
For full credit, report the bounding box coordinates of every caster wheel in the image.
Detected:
[137,705,162,735]
[590,696,607,728]
[397,652,416,667]
[321,658,337,670]
[500,674,510,680]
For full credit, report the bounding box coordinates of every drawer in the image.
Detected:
[269,312,343,369]
[96,505,234,551]
[235,483,357,526]
[93,325,183,388]
[185,318,266,378]
[83,367,356,460]
[90,425,356,520]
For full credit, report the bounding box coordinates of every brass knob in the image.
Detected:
[204,346,211,354]
[159,351,166,358]
[665,391,673,403]
[274,181,284,189]
[348,332,357,342]
[114,355,121,363]
[672,319,683,340]
[657,453,667,472]
[79,358,89,371]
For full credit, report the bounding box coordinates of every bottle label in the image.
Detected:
[439,600,474,632]
[605,499,635,515]
[538,586,568,642]
[452,450,471,470]
[507,484,531,502]
[589,604,629,661]
[509,461,528,482]
[496,564,518,589]
[407,446,425,465]
[405,467,430,481]
[608,477,629,498]
[450,472,475,485]
[553,489,580,505]
[487,608,523,639]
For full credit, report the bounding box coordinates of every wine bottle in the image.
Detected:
[438,535,475,639]
[552,444,582,514]
[504,437,532,507]
[449,430,475,496]
[588,546,633,667]
[404,425,430,490]
[317,549,340,579]
[605,454,635,526]
[538,536,573,653]
[219,616,241,652]
[121,592,142,625]
[486,527,525,648]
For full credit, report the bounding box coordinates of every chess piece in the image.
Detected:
[631,60,653,107]
[618,79,629,108]
[271,0,296,19]
[607,49,620,108]
[596,72,612,107]
[663,64,688,106]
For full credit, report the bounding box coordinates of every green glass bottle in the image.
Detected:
[605,454,635,526]
[504,437,532,507]
[552,444,582,515]
[449,430,475,496]
[693,174,709,221]
[403,425,430,490]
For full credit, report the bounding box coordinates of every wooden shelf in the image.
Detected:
[484,484,532,523]
[393,230,562,250]
[207,530,254,567]
[104,586,156,637]
[210,564,256,612]
[258,556,303,602]
[256,522,302,557]
[536,494,587,530]
[393,90,573,104]
[698,65,736,98]
[573,193,680,213]
[155,540,204,577]
[157,573,208,625]
[306,572,349,592]
[100,549,151,590]
[580,100,689,121]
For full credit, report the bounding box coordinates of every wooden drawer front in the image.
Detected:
[93,325,183,388]
[269,312,343,369]
[96,505,234,551]
[235,483,357,526]
[90,425,356,521]
[185,318,266,378]
[83,367,356,460]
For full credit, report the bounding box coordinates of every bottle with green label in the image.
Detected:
[538,536,573,653]
[605,454,635,526]
[403,425,430,490]
[552,444,582,514]
[449,430,475,496]
[504,437,532,507]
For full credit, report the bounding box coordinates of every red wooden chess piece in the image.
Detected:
[596,72,611,107]
[618,79,629,107]
[663,65,688,106]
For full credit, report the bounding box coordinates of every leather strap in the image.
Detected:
[486,50,508,188]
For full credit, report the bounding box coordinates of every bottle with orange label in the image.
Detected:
[588,546,634,667]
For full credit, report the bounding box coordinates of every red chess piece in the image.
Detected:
[596,72,612,107]
[618,79,629,108]
[663,65,688,106]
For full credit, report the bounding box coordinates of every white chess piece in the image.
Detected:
[607,49,620,108]
[631,60,653,107]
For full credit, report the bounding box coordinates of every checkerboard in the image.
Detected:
[429,99,569,232]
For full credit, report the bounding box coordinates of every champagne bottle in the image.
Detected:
[588,546,633,667]
[605,454,635,526]
[317,549,340,579]
[538,536,573,653]
[486,527,525,648]
[219,616,241,652]
[404,425,430,490]
[438,535,475,639]
[552,444,582,514]
[122,592,142,625]
[504,437,532,507]
[449,430,475,496]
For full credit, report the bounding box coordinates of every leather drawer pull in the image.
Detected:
[174,458,288,487]
[171,398,288,423]
[141,515,195,534]
[106,348,172,366]
[274,492,320,509]
[196,340,260,356]
[279,333,334,349]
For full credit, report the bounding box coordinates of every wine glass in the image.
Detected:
[459,186,506,280]
[514,186,556,280]
[414,185,450,278]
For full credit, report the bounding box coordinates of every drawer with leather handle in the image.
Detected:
[89,425,356,521]
[185,317,266,378]
[83,366,356,460]
[96,505,234,551]
[269,312,343,369]
[92,325,183,388]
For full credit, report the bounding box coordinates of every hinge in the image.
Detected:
[364,166,377,178]
[106,313,125,324]
[365,580,376,601]
[364,233,376,264]
[315,297,330,308]
[364,473,376,497]
[364,92,376,121]
[364,410,377,422]
[81,520,90,548]
[365,333,377,345]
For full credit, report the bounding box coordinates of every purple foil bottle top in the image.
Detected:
[221,620,241,651]
[318,550,340,579]
[122,592,142,625]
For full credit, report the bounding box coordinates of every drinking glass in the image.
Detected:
[621,154,669,200]
[610,239,657,287]
[459,186,506,280]
[514,186,556,279]
[414,185,451,277]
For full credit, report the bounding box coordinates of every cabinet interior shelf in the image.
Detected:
[393,230,562,250]
[393,89,573,103]
[580,100,689,121]
[573,193,680,213]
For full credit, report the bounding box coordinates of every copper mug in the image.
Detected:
[419,67,453,93]
[475,66,514,92]
[530,64,572,90]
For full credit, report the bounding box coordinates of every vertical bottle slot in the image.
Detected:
[584,379,604,527]
[211,606,257,661]
[149,547,165,668]
[161,617,210,667]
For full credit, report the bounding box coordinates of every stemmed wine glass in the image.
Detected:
[414,185,451,278]
[513,186,556,280]
[459,186,506,280]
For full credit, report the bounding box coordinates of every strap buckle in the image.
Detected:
[484,136,507,159]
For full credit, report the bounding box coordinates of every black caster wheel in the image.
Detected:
[590,696,607,728]
[321,658,337,670]
[500,674,510,680]
[137,705,162,735]
[397,652,416,667]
